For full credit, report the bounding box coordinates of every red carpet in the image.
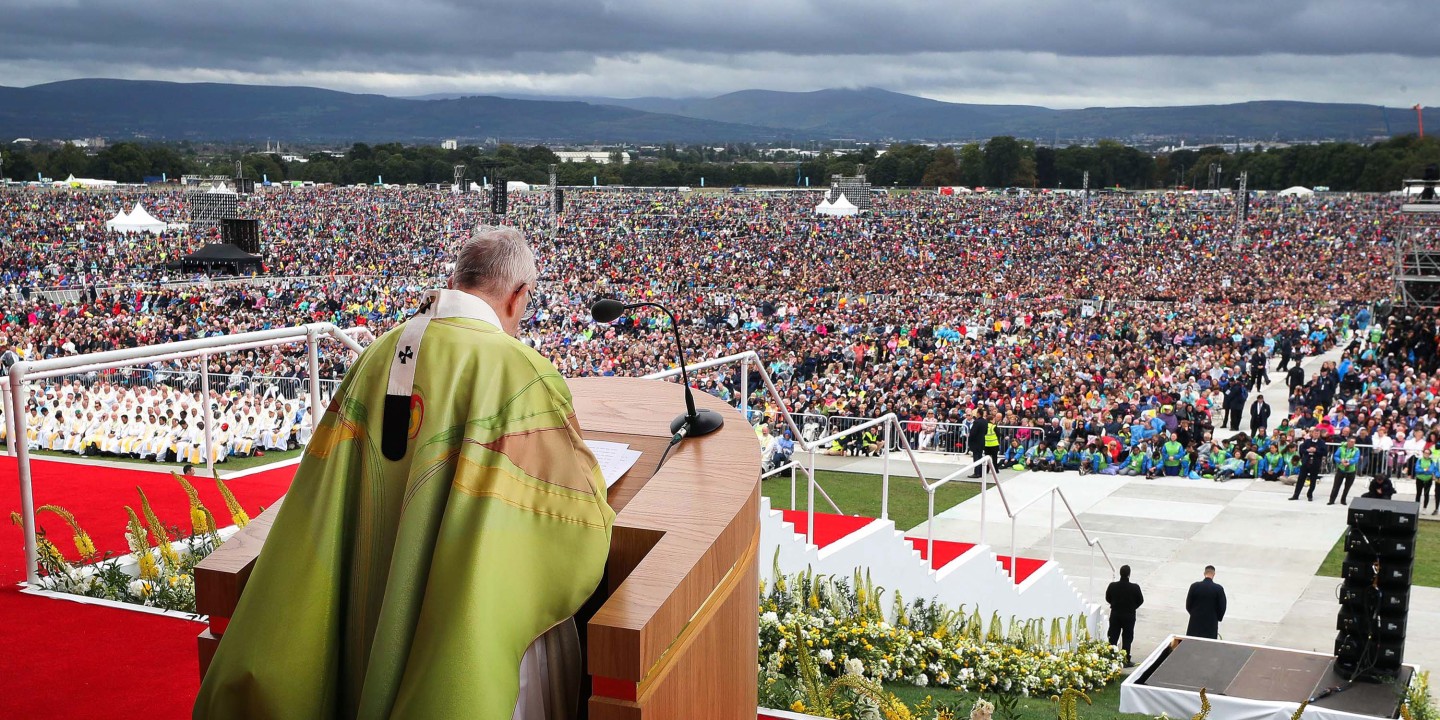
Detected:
[998,555,1049,584]
[0,457,295,720]
[904,536,977,570]
[779,509,877,548]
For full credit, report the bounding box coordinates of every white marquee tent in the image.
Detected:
[105,203,168,234]
[1276,186,1315,197]
[814,197,833,215]
[819,193,859,217]
[53,174,117,188]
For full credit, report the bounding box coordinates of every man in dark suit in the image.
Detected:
[1223,382,1248,431]
[1105,565,1144,666]
[1185,565,1227,639]
[1249,397,1270,434]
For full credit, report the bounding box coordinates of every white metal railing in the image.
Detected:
[643,350,1115,586]
[5,323,372,586]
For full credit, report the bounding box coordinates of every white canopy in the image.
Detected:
[814,197,834,214]
[54,174,117,188]
[207,182,236,194]
[106,203,167,234]
[103,209,132,232]
[822,193,859,216]
[1277,186,1314,196]
[506,180,531,192]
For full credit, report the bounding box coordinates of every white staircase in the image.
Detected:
[760,496,1105,631]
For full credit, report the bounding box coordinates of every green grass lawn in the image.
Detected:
[1318,518,1440,588]
[761,469,981,533]
[886,680,1149,719]
[18,446,303,473]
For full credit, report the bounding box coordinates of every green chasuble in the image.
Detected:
[196,290,615,719]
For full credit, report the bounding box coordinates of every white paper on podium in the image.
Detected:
[584,439,643,488]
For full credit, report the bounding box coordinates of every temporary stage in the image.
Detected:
[1122,636,1416,720]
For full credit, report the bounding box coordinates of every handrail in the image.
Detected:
[642,349,1116,590]
[6,322,372,585]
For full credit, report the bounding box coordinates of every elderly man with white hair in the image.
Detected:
[198,225,614,720]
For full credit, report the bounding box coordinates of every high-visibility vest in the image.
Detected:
[1337,447,1359,472]
[984,423,999,448]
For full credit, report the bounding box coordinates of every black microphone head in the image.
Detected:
[591,298,626,324]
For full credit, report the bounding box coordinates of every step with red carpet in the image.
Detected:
[779,510,877,549]
[997,555,1048,584]
[903,536,977,570]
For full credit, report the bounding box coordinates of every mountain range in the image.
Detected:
[0,80,1429,144]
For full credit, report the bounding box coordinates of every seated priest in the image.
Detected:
[196,225,616,720]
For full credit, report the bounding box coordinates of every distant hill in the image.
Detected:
[594,88,1425,142]
[0,80,1429,143]
[0,79,794,143]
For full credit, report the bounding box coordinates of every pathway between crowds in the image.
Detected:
[813,342,1440,679]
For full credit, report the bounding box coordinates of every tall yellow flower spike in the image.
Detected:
[172,472,220,541]
[37,504,98,560]
[136,487,179,572]
[212,470,249,527]
[125,507,159,581]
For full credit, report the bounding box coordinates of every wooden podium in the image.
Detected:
[195,377,761,719]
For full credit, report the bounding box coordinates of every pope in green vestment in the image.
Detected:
[195,285,615,719]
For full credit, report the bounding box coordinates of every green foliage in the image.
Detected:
[9,133,1437,190]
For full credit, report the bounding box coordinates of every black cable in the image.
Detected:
[654,426,688,471]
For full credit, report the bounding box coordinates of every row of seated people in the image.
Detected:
[0,380,321,464]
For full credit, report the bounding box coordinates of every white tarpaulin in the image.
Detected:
[506,180,531,192]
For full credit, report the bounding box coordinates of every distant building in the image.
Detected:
[556,151,630,165]
[441,139,458,150]
[280,154,309,164]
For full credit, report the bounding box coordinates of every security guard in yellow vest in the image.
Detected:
[969,408,1002,478]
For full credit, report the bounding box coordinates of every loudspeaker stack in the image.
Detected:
[491,179,508,216]
[1335,497,1419,681]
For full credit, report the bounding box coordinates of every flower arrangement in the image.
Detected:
[758,563,1126,714]
[13,471,254,614]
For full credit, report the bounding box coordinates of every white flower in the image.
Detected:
[914,673,929,687]
[761,611,779,625]
[128,579,155,598]
[817,649,834,664]
[845,658,865,677]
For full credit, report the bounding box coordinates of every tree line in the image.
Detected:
[3,134,1436,192]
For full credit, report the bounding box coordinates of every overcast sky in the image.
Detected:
[2,0,1437,107]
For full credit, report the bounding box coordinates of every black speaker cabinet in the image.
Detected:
[1333,496,1417,682]
[221,218,262,254]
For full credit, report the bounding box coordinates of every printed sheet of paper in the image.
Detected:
[584,439,644,488]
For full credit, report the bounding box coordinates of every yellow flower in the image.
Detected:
[136,551,159,581]
[790,701,806,713]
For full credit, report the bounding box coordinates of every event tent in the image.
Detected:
[938,186,974,195]
[821,193,859,217]
[506,180,531,192]
[53,174,117,188]
[176,243,263,275]
[105,203,168,234]
[103,209,132,232]
[814,197,833,214]
[1277,186,1315,196]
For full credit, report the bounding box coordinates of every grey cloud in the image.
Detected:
[0,0,1436,106]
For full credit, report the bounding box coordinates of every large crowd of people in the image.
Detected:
[1,185,1437,512]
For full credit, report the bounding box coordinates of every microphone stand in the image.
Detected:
[619,301,725,438]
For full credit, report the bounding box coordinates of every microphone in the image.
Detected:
[591,297,725,438]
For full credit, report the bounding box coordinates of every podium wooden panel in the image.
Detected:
[194,376,761,719]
